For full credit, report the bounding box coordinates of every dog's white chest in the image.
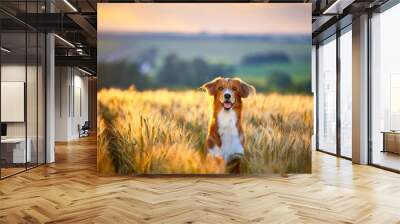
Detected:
[218,109,237,133]
[216,109,244,161]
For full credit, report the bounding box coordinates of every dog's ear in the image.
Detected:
[237,78,256,98]
[200,77,221,95]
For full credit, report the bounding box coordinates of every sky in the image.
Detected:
[98,3,311,35]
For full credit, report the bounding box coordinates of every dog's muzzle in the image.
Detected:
[223,101,233,110]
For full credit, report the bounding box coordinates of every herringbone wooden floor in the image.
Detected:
[1,136,400,224]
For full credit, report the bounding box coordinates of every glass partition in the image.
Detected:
[317,36,337,154]
[371,4,400,171]
[27,30,38,169]
[1,31,28,177]
[0,2,46,179]
[339,27,352,158]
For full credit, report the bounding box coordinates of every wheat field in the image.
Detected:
[97,87,313,175]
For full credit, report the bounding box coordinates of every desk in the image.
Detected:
[1,138,31,163]
[382,131,400,154]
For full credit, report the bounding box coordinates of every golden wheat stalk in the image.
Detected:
[97,88,312,174]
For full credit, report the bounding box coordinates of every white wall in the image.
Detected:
[55,67,89,141]
[55,67,69,141]
[70,72,89,138]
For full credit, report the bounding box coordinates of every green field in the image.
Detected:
[99,35,311,92]
[100,38,309,63]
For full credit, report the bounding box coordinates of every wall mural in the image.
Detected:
[97,3,312,174]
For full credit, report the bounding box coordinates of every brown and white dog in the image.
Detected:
[201,77,256,162]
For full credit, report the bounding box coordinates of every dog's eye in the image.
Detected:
[218,87,224,91]
[232,87,237,91]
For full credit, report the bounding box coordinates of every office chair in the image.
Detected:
[79,121,90,138]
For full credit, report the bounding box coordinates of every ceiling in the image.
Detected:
[1,0,97,74]
[311,0,390,43]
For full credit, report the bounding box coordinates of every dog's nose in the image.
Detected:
[224,93,231,99]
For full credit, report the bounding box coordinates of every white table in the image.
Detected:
[1,138,31,163]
